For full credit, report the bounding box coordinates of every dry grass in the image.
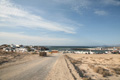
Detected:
[0,51,29,65]
[112,68,120,75]
[66,54,120,80]
[94,67,111,77]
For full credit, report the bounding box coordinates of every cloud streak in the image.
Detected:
[102,0,120,6]
[53,0,120,15]
[0,0,75,34]
[94,10,108,16]
[53,0,91,14]
[0,32,73,45]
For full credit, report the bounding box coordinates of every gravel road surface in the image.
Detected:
[0,53,60,80]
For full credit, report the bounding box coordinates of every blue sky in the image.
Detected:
[0,0,120,46]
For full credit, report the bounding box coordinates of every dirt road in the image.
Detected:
[0,53,60,80]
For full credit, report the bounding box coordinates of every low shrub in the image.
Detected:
[113,68,120,75]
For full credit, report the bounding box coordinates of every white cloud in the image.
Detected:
[71,0,91,14]
[52,0,120,15]
[0,0,75,34]
[102,0,120,6]
[94,10,108,16]
[0,32,73,45]
[53,0,90,8]
[53,0,91,14]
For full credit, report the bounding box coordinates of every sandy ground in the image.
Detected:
[46,54,120,80]
[46,54,82,80]
[66,54,120,80]
[1,52,120,80]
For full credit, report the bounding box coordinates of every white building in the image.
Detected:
[15,48,27,52]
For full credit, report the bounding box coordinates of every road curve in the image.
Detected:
[0,53,60,80]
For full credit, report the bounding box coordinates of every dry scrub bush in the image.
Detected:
[88,64,111,77]
[94,67,111,77]
[113,68,120,75]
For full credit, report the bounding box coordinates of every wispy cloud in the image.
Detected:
[0,0,75,34]
[54,0,91,8]
[102,0,120,6]
[71,0,91,12]
[94,10,108,16]
[0,32,73,45]
[53,0,91,14]
[52,0,120,15]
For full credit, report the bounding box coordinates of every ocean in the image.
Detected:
[45,46,109,53]
[45,46,94,51]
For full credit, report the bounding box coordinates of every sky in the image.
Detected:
[0,0,120,46]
